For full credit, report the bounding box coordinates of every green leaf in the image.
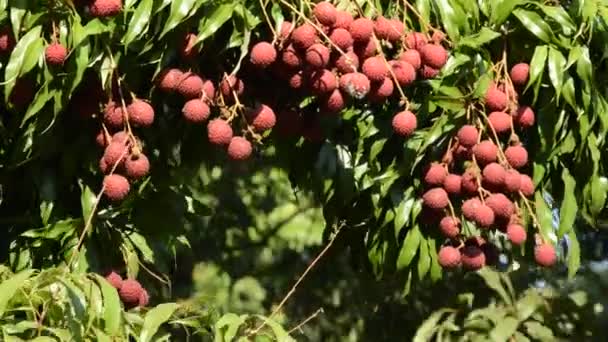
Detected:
[524,321,555,340]
[547,47,566,100]
[160,0,199,38]
[4,25,42,102]
[540,5,576,33]
[397,225,421,270]
[513,9,553,43]
[413,309,452,342]
[393,189,415,236]
[526,45,547,95]
[567,229,580,278]
[80,183,96,223]
[196,3,237,44]
[490,0,523,25]
[21,84,53,126]
[589,176,608,217]
[477,269,513,305]
[557,168,577,237]
[214,313,247,342]
[535,192,555,243]
[122,0,153,47]
[432,0,464,40]
[490,316,519,342]
[0,269,35,316]
[417,237,430,280]
[457,27,501,48]
[140,303,179,342]
[254,315,295,342]
[128,232,155,264]
[92,274,121,335]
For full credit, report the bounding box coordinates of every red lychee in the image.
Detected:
[291,24,318,50]
[177,73,204,99]
[424,163,447,187]
[89,0,122,17]
[455,145,472,160]
[484,85,508,111]
[515,106,535,128]
[487,111,512,134]
[127,100,154,127]
[461,169,479,194]
[462,198,481,220]
[220,74,245,98]
[322,89,345,113]
[334,11,353,29]
[278,21,293,40]
[313,2,337,26]
[474,204,495,228]
[103,174,130,201]
[368,77,394,102]
[182,99,210,123]
[305,43,330,68]
[119,279,143,307]
[45,43,68,66]
[519,174,535,197]
[248,104,276,131]
[473,140,498,165]
[96,130,109,148]
[461,245,486,271]
[202,79,215,103]
[124,153,150,180]
[156,68,183,93]
[207,119,233,145]
[354,38,378,60]
[329,28,354,50]
[349,18,374,42]
[288,71,305,89]
[439,216,460,239]
[431,31,446,44]
[507,224,527,245]
[390,60,416,86]
[422,188,449,210]
[227,136,253,161]
[310,69,337,95]
[103,141,129,168]
[138,288,149,307]
[374,16,393,41]
[482,162,506,189]
[438,246,461,268]
[457,125,479,148]
[504,169,522,193]
[386,19,405,43]
[179,32,198,60]
[339,72,370,99]
[399,50,421,70]
[105,271,123,290]
[0,26,15,55]
[505,145,528,169]
[362,56,388,82]
[443,174,462,195]
[485,193,514,219]
[405,32,427,50]
[112,131,129,145]
[535,243,556,267]
[421,65,440,79]
[510,63,529,87]
[335,51,359,74]
[104,103,124,129]
[250,41,277,68]
[281,45,302,70]
[420,44,448,69]
[391,110,417,137]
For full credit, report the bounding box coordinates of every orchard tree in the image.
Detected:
[0,0,606,340]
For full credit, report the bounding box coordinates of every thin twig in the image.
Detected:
[287,308,324,334]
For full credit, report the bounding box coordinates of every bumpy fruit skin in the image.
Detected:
[505,145,528,169]
[461,245,486,271]
[421,65,440,79]
[457,125,479,147]
[386,19,404,42]
[438,246,461,268]
[507,224,527,245]
[519,175,535,197]
[354,39,378,60]
[374,17,402,42]
[329,28,353,50]
[349,18,374,42]
[227,137,253,161]
[515,106,535,128]
[461,168,479,194]
[335,51,359,74]
[439,216,460,238]
[305,43,330,68]
[182,99,210,123]
[313,2,337,26]
[390,60,416,86]
[45,43,68,66]
[399,50,421,70]
[475,204,495,228]
[462,198,481,220]
[278,21,293,40]
[124,153,150,180]
[248,104,276,131]
[473,140,498,165]
[138,288,149,307]
[405,32,427,50]
[119,279,143,307]
[103,174,130,201]
[422,188,449,210]
[535,243,557,267]
[420,44,448,69]
[127,100,154,127]
[177,73,204,99]
[484,85,508,111]
[424,163,447,186]
[310,69,337,95]
[392,110,417,136]
[339,72,370,99]
[334,10,354,29]
[250,42,277,68]
[485,193,514,219]
[156,68,183,92]
[105,271,123,290]
[89,0,122,17]
[443,174,462,195]
[0,26,16,55]
[431,31,446,44]
[104,103,124,129]
[281,44,302,69]
[322,89,345,113]
[504,169,522,193]
[103,141,129,168]
[368,78,393,102]
[202,79,215,102]
[220,75,244,98]
[291,24,317,50]
[483,162,506,189]
[207,119,233,145]
[362,56,388,82]
[487,111,511,134]
[288,71,304,89]
[510,63,529,87]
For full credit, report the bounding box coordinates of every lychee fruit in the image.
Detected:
[368,77,394,102]
[329,28,353,50]
[124,153,150,180]
[288,71,305,89]
[399,50,421,71]
[431,31,446,44]
[505,145,528,169]
[487,111,512,134]
[484,84,508,111]
[201,79,215,103]
[45,43,68,66]
[510,63,529,87]
[362,56,388,82]
[281,44,302,69]
[485,193,514,219]
[443,174,462,195]
[334,10,353,29]
[473,140,498,165]
[322,89,345,113]
[354,38,378,59]
[482,162,506,189]
[179,32,198,60]
[439,216,460,239]
[515,106,535,128]
[138,288,149,307]
[422,188,449,210]
[104,103,124,129]
[420,44,448,69]
[112,131,130,145]
[461,245,486,271]
[310,69,337,94]
[127,100,154,127]
[182,99,210,123]
[96,130,109,148]
[335,51,359,74]
[535,243,557,267]
[103,141,129,168]
[207,119,233,145]
[278,21,293,40]
[305,43,330,68]
[424,163,447,186]
[103,174,130,201]
[348,18,374,42]
[220,74,245,99]
[438,246,461,268]
[0,26,15,55]
[386,19,404,42]
[474,204,495,228]
[227,136,253,161]
[390,60,416,86]
[291,24,317,50]
[248,104,276,131]
[504,169,522,193]
[421,65,440,79]
[457,125,479,148]
[519,175,535,197]
[339,72,370,99]
[454,145,472,160]
[313,2,337,26]
[391,110,417,137]
[89,0,122,17]
[105,271,123,290]
[373,16,393,41]
[119,279,143,307]
[177,73,204,99]
[405,32,427,50]
[462,198,482,221]
[461,169,479,194]
[250,41,277,68]
[156,68,183,93]
[507,224,526,245]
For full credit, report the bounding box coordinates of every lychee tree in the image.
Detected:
[0,0,607,339]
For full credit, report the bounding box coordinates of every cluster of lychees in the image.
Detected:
[105,271,149,308]
[425,62,557,271]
